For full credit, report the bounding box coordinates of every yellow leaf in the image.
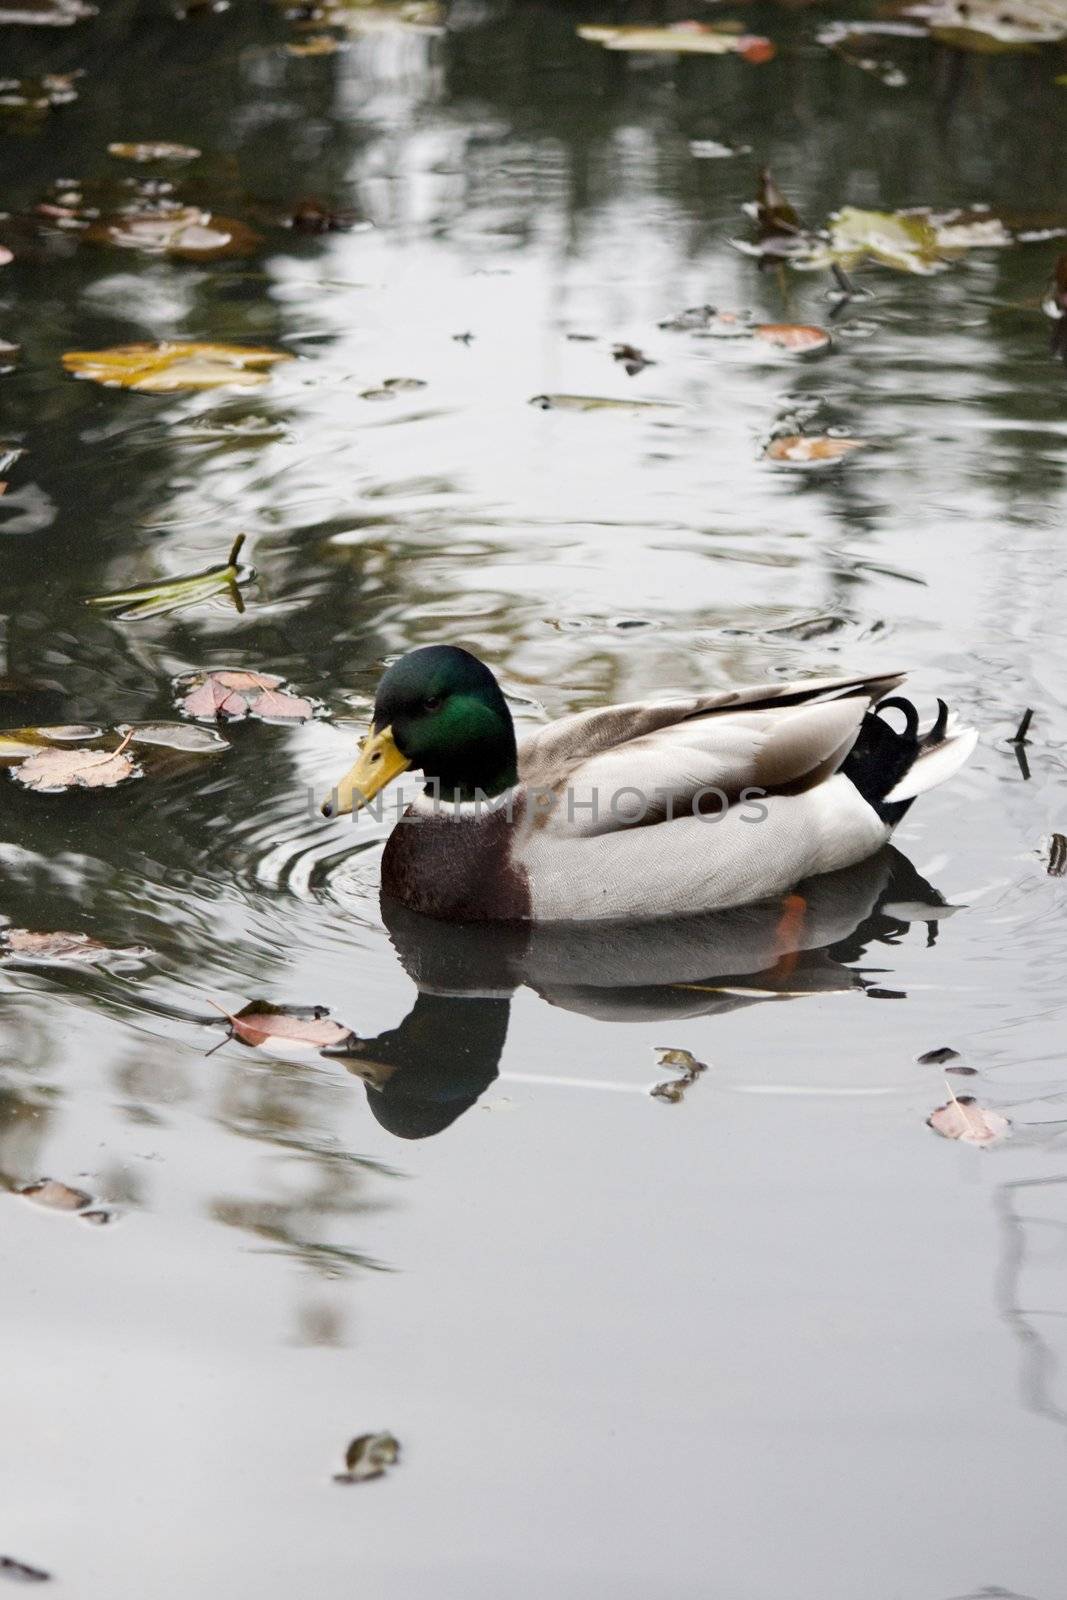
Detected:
[62,342,292,392]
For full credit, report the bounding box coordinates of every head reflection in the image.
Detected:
[325,847,955,1141]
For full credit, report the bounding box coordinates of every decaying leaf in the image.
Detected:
[529,394,679,413]
[612,343,655,375]
[288,197,363,231]
[62,342,292,393]
[87,534,251,620]
[917,1046,961,1065]
[651,1046,708,1104]
[360,377,427,400]
[0,0,93,19]
[117,722,227,753]
[928,1093,1011,1145]
[335,1431,400,1484]
[82,207,260,260]
[765,435,867,467]
[107,142,201,162]
[658,304,720,331]
[1046,831,1067,875]
[920,0,1067,49]
[0,928,150,968]
[293,0,445,36]
[0,1554,51,1583]
[174,666,318,722]
[754,324,832,355]
[209,1000,355,1053]
[11,731,141,793]
[17,1179,92,1211]
[577,22,775,61]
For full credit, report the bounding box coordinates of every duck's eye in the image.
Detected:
[423,694,443,713]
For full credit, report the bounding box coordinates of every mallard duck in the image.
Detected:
[321,646,976,923]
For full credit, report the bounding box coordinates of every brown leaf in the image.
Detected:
[174,669,317,722]
[754,323,832,355]
[650,1046,708,1104]
[288,197,362,231]
[83,208,261,261]
[211,1000,355,1052]
[17,1179,92,1212]
[765,435,866,468]
[10,739,140,793]
[335,1432,400,1483]
[928,1095,1011,1146]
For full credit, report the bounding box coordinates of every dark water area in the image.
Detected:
[2,2,1067,1594]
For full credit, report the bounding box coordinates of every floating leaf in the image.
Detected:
[335,1432,400,1484]
[0,928,150,968]
[174,666,318,722]
[0,725,102,761]
[651,1046,708,1104]
[117,721,227,753]
[83,207,261,261]
[577,22,775,60]
[62,342,292,393]
[298,0,445,35]
[17,1179,92,1211]
[288,197,363,231]
[807,207,947,275]
[612,342,655,375]
[107,141,201,162]
[286,33,345,55]
[765,435,867,467]
[0,1553,51,1583]
[753,323,832,355]
[0,72,79,114]
[928,1094,1011,1145]
[658,304,720,331]
[529,393,679,413]
[360,377,427,400]
[87,534,250,620]
[11,732,141,793]
[209,1000,355,1053]
[917,1046,961,1066]
[1046,831,1067,875]
[0,0,93,19]
[0,248,11,268]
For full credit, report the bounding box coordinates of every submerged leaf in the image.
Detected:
[335,1431,401,1483]
[0,725,102,760]
[107,141,201,162]
[928,1095,1011,1145]
[17,1179,92,1211]
[117,721,227,753]
[174,667,317,722]
[87,534,250,620]
[765,435,866,467]
[210,1000,355,1053]
[62,342,292,393]
[0,928,149,968]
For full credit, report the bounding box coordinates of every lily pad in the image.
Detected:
[765,435,867,468]
[335,1432,401,1484]
[577,22,775,61]
[928,1095,1011,1145]
[87,535,251,620]
[62,342,293,393]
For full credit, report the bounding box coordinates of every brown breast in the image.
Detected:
[381,799,532,921]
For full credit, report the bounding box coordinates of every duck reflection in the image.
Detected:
[327,846,956,1140]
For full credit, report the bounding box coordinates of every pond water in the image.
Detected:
[2,2,1067,1594]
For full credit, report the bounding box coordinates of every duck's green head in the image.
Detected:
[321,645,519,817]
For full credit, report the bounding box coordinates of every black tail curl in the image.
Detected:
[842,694,942,824]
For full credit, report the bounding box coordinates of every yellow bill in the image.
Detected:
[321,725,411,818]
